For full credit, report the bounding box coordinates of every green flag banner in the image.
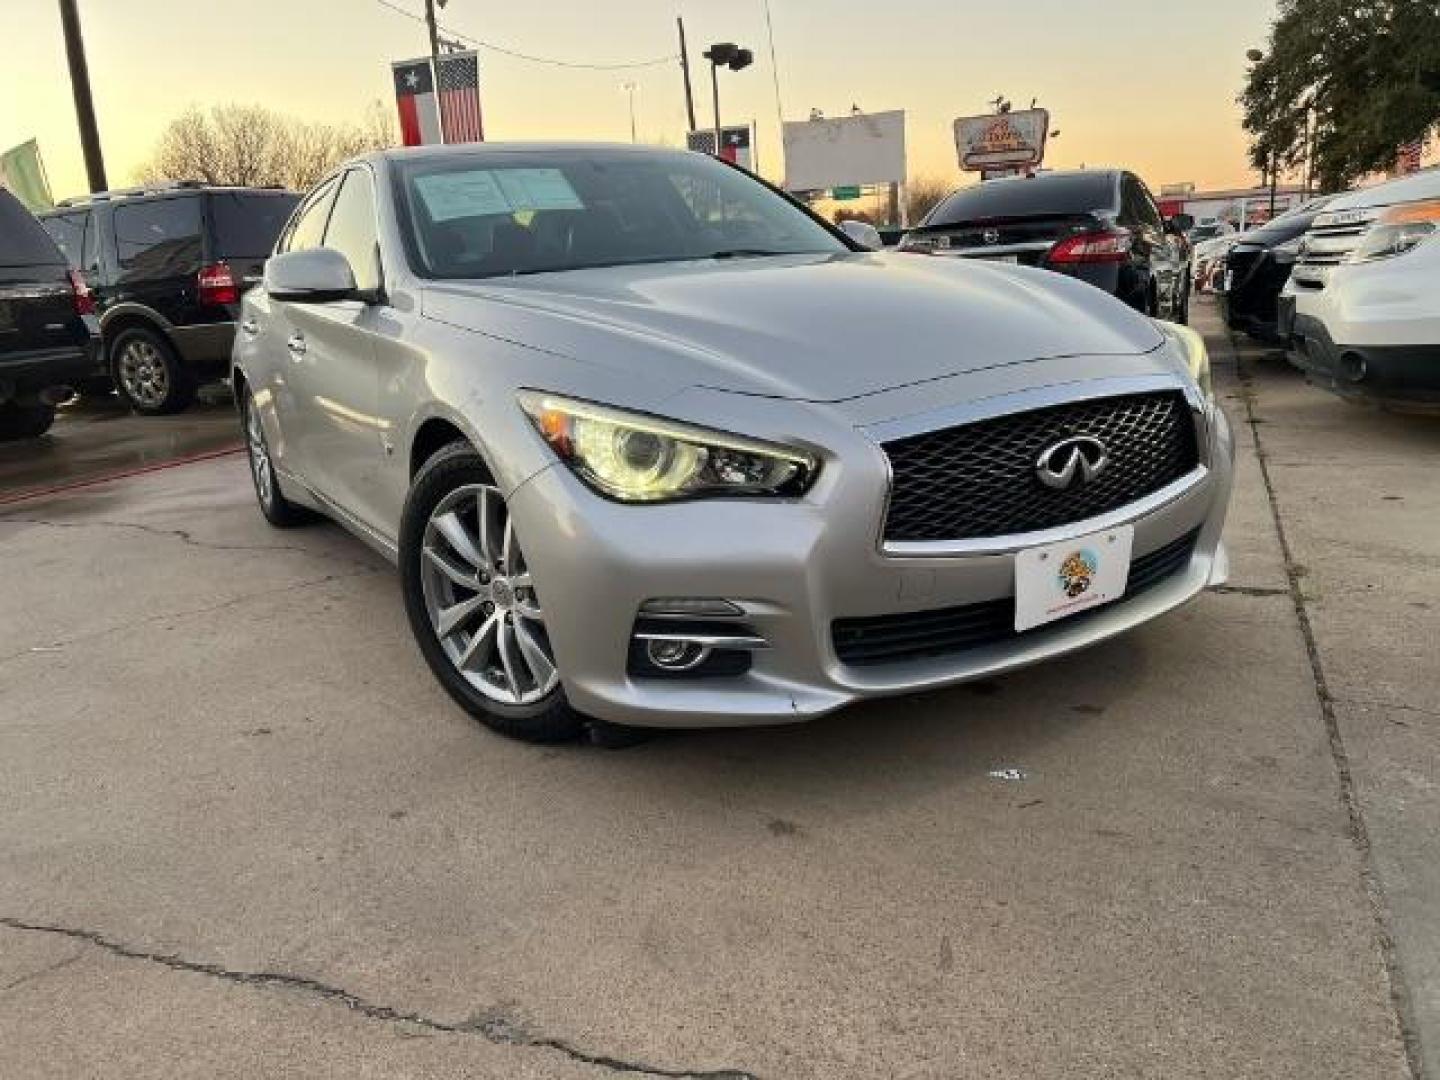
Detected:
[0,140,54,212]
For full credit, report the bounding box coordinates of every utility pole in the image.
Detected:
[424,0,441,64]
[677,17,697,133]
[622,82,638,143]
[57,0,107,193]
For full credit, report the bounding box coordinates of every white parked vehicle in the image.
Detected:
[1281,167,1440,409]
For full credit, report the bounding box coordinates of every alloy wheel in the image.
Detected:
[117,340,170,408]
[245,398,274,509]
[419,483,560,705]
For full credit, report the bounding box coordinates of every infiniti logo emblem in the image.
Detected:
[1035,435,1109,490]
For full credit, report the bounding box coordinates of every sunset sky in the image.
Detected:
[5,0,1282,202]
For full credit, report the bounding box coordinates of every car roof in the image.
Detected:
[359,141,686,168]
[46,184,297,213]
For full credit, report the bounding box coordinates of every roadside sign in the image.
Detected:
[954,109,1049,172]
[831,185,862,200]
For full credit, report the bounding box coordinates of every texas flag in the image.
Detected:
[393,58,442,147]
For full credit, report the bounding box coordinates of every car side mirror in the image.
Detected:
[264,248,359,304]
[1166,213,1194,235]
[838,220,884,251]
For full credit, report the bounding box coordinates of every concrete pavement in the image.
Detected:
[0,305,1429,1078]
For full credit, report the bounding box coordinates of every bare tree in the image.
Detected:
[138,102,396,190]
[903,175,954,225]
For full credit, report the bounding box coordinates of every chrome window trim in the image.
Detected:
[864,372,1209,559]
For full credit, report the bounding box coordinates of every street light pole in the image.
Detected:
[623,82,638,143]
[701,43,753,157]
[57,0,107,193]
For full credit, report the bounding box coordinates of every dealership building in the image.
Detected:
[1157,183,1311,228]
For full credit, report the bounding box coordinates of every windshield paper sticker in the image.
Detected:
[494,169,585,211]
[415,169,584,221]
[414,170,512,221]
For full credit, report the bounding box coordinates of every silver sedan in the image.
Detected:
[233,144,1233,742]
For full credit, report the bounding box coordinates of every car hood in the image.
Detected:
[420,252,1167,403]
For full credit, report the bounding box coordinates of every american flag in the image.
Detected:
[1394,136,1426,176]
[686,126,753,171]
[437,51,484,144]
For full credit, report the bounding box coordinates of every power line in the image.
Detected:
[375,0,678,70]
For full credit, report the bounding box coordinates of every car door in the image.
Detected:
[1132,175,1181,317]
[244,176,339,486]
[282,166,391,534]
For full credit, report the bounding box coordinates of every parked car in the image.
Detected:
[39,183,299,414]
[1219,195,1336,343]
[1281,167,1440,408]
[898,169,1191,323]
[1186,219,1234,244]
[0,187,103,440]
[1191,233,1242,294]
[234,144,1233,742]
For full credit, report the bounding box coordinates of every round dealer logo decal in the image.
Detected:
[1057,549,1099,598]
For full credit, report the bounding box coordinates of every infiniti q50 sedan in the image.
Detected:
[233,144,1233,742]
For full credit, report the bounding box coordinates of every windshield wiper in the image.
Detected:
[705,248,797,259]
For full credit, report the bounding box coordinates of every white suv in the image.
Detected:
[1281,167,1440,409]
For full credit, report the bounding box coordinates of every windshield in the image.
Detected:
[394,149,846,279]
[1188,223,1227,241]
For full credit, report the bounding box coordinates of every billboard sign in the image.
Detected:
[782,110,906,192]
[954,109,1050,171]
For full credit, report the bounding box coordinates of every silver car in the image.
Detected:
[234,144,1233,742]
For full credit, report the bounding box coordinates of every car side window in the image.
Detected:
[112,196,203,280]
[79,210,100,275]
[41,213,86,269]
[321,169,381,293]
[1133,177,1165,234]
[280,179,340,254]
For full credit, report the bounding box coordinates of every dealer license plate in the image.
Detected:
[1014,525,1135,632]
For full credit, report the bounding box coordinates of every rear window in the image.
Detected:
[925,173,1117,226]
[0,192,67,268]
[209,192,300,256]
[113,196,202,278]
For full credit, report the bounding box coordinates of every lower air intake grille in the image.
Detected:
[832,529,1199,667]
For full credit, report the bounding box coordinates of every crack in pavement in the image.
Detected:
[0,567,384,669]
[1233,340,1426,1080]
[0,918,757,1080]
[0,515,379,568]
[0,947,86,994]
[1207,583,1291,597]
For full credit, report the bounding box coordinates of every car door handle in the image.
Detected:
[241,318,259,335]
[286,332,307,357]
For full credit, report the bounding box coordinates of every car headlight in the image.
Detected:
[518,391,818,503]
[1348,199,1440,263]
[1155,320,1212,400]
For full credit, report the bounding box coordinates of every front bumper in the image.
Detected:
[509,390,1235,728]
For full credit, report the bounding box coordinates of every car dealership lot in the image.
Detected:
[0,308,1434,1078]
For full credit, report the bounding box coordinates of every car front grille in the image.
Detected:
[881,391,1199,543]
[832,528,1199,667]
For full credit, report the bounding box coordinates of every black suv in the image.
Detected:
[0,187,103,440]
[40,183,299,414]
[1219,195,1334,344]
[899,169,1192,323]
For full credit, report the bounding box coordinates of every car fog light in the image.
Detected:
[646,639,709,671]
[639,598,745,617]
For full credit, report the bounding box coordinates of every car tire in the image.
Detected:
[400,440,585,743]
[111,326,196,415]
[0,400,57,441]
[242,388,314,528]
